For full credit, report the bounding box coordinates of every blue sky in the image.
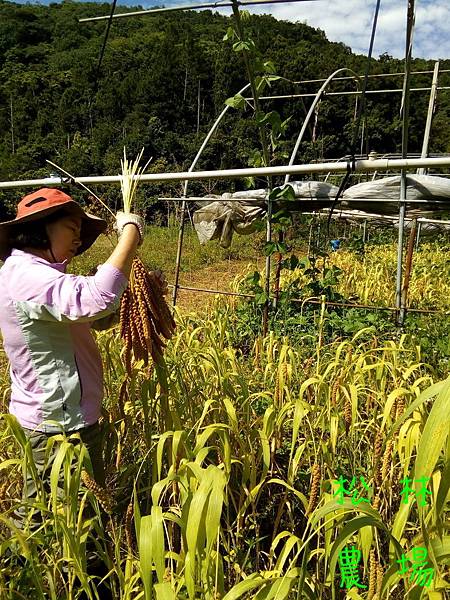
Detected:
[11,0,450,59]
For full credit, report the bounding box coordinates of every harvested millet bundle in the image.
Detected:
[118,149,175,373]
[120,257,175,373]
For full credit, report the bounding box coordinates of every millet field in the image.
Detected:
[0,221,449,599]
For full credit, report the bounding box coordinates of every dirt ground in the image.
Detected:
[174,258,264,312]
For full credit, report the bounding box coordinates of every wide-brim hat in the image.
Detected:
[0,188,107,260]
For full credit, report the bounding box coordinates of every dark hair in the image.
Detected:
[9,209,71,251]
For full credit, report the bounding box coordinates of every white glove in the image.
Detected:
[115,211,145,244]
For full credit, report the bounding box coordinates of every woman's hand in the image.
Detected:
[115,211,145,245]
[105,216,142,279]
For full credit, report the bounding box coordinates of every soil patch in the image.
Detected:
[175,258,264,312]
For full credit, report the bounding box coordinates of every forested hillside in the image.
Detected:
[0,0,449,216]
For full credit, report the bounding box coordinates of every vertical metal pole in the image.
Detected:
[362,220,367,243]
[197,79,201,135]
[307,217,314,255]
[183,64,188,101]
[262,196,273,333]
[360,118,365,156]
[396,0,415,326]
[417,61,439,175]
[395,185,406,320]
[415,221,421,250]
[172,197,187,306]
[401,218,418,314]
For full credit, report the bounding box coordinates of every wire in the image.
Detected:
[351,0,382,153]
[93,0,118,94]
[46,160,115,217]
[327,0,382,234]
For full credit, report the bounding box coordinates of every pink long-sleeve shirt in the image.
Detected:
[0,249,127,433]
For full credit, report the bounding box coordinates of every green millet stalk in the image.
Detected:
[381,440,393,483]
[125,501,134,552]
[373,430,383,487]
[81,470,114,514]
[367,549,377,600]
[307,463,321,514]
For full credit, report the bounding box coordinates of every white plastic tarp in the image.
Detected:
[193,181,339,247]
[193,175,450,246]
[341,174,450,215]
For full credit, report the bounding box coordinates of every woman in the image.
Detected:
[0,187,144,491]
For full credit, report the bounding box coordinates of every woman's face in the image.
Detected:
[45,215,82,263]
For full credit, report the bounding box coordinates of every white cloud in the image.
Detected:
[193,0,450,59]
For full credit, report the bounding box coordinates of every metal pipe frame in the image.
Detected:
[417,61,440,176]
[307,212,450,227]
[396,0,415,326]
[284,67,360,185]
[2,157,450,190]
[252,86,450,100]
[171,81,251,305]
[158,196,450,207]
[173,65,417,307]
[79,0,319,22]
[170,284,447,315]
[73,0,449,327]
[292,69,450,84]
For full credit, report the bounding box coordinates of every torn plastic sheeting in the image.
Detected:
[193,201,266,247]
[193,180,339,247]
[192,176,450,247]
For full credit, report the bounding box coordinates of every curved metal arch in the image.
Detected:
[284,67,361,185]
[172,69,360,305]
[172,82,252,305]
[183,82,252,197]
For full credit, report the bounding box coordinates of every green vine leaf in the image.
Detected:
[223,27,235,41]
[269,185,296,202]
[254,291,268,305]
[225,94,246,109]
[272,209,292,227]
[264,241,277,256]
[232,40,256,53]
[263,60,277,74]
[248,149,263,168]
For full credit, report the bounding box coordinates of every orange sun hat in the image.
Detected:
[0,188,107,260]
